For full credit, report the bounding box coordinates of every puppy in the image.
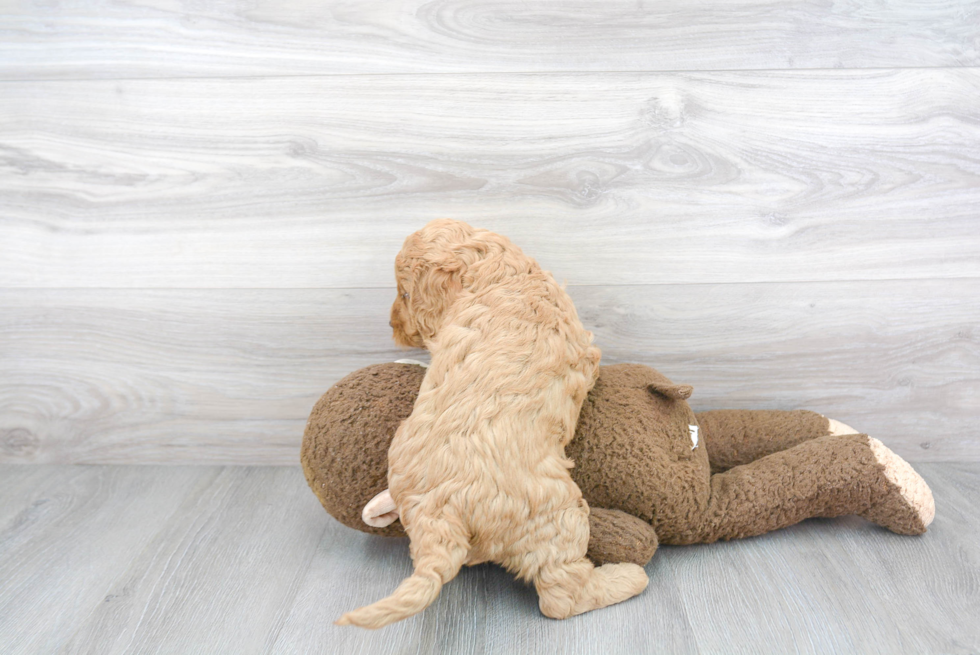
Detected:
[337,220,648,628]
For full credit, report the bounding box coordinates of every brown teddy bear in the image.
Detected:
[301,361,935,566]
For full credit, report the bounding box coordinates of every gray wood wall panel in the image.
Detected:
[1,1,977,79]
[2,70,979,288]
[2,280,976,464]
[1,2,976,467]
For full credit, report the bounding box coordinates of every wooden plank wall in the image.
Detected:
[1,1,978,463]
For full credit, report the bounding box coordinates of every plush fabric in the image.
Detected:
[302,362,934,566]
[301,363,423,538]
[697,409,833,474]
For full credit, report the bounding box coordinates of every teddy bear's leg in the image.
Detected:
[684,433,935,544]
[505,505,648,619]
[695,409,844,474]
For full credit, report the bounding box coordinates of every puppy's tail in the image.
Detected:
[336,520,469,629]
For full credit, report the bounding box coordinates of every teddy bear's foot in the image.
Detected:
[825,418,935,534]
[862,436,936,535]
[826,418,858,436]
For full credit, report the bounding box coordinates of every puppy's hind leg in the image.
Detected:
[515,506,648,620]
[336,516,470,629]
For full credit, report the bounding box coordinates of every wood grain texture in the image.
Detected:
[1,279,976,465]
[0,466,210,653]
[0,464,976,654]
[2,69,979,288]
[0,0,978,79]
[59,468,326,655]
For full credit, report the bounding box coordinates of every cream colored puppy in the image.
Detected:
[336,220,648,629]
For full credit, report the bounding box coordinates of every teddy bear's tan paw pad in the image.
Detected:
[826,417,858,436]
[868,437,936,531]
[362,489,399,528]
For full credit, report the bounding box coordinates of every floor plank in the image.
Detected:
[0,465,60,529]
[59,468,326,655]
[2,70,979,288]
[0,464,975,654]
[0,0,977,79]
[2,280,976,464]
[0,466,207,653]
[668,488,980,655]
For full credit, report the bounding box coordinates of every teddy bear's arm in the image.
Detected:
[363,489,399,528]
[586,508,659,566]
[695,409,831,474]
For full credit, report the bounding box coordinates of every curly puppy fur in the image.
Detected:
[336,220,648,628]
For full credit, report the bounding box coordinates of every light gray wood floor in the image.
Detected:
[0,463,976,655]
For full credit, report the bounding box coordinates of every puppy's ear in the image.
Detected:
[409,256,463,340]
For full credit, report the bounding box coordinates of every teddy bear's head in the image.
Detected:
[301,363,425,537]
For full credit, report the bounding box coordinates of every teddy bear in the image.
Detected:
[301,361,935,566]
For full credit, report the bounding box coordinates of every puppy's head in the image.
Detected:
[390,219,474,348]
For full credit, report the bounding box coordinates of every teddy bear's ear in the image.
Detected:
[647,380,694,401]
